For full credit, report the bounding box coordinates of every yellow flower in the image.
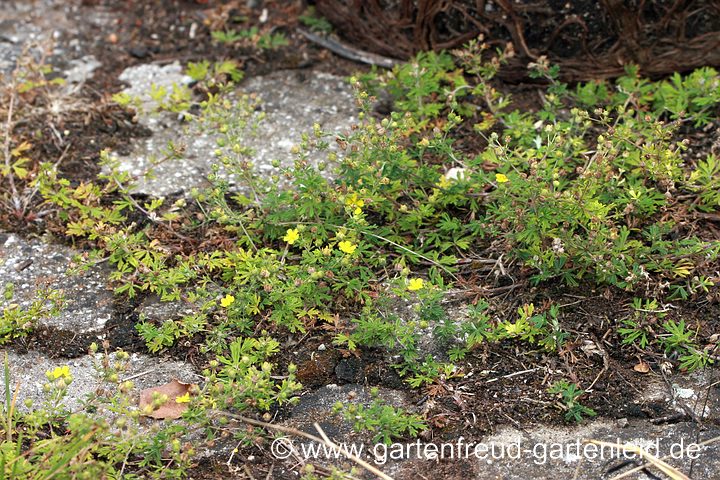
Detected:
[220,294,235,308]
[338,241,357,254]
[407,278,425,291]
[283,228,300,245]
[345,193,364,215]
[175,392,191,404]
[51,366,71,379]
[495,173,509,184]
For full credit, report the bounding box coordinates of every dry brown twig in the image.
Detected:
[589,439,690,480]
[213,410,395,480]
[602,434,720,480]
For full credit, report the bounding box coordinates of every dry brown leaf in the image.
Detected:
[633,361,650,373]
[139,378,195,420]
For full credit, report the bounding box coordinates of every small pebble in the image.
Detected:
[129,46,149,59]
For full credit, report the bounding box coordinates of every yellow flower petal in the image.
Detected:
[220,294,235,308]
[175,392,191,404]
[495,173,509,184]
[52,366,71,379]
[283,228,300,245]
[345,193,364,207]
[407,278,425,291]
[338,241,357,254]
[345,193,365,213]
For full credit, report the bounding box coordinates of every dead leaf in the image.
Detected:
[139,379,195,419]
[425,383,446,397]
[580,340,600,357]
[633,361,650,373]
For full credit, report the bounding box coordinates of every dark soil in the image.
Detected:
[315,0,720,81]
[16,294,145,357]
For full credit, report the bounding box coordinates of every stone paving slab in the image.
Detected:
[0,232,114,333]
[0,349,198,414]
[111,67,357,197]
[241,69,357,173]
[0,0,97,75]
[387,420,720,480]
[269,379,720,479]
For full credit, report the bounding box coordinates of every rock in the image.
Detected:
[128,46,149,59]
[109,68,357,197]
[137,294,195,323]
[241,69,357,173]
[358,419,720,479]
[0,232,114,333]
[0,349,197,415]
[0,1,66,73]
[63,54,101,84]
[118,62,193,113]
[286,383,413,439]
[335,356,363,383]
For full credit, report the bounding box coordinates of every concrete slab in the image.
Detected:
[0,232,114,333]
[0,348,198,415]
[110,67,357,196]
[241,69,357,174]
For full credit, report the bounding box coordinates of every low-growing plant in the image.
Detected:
[1,284,64,344]
[618,297,667,350]
[618,298,711,370]
[332,387,426,445]
[200,336,302,412]
[356,42,720,297]
[212,27,288,50]
[548,380,596,423]
[299,7,333,34]
[4,31,719,477]
[0,43,71,226]
[0,344,289,478]
[499,303,568,351]
[1,356,196,478]
[687,154,720,212]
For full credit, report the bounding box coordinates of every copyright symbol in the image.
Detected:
[271,436,295,459]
